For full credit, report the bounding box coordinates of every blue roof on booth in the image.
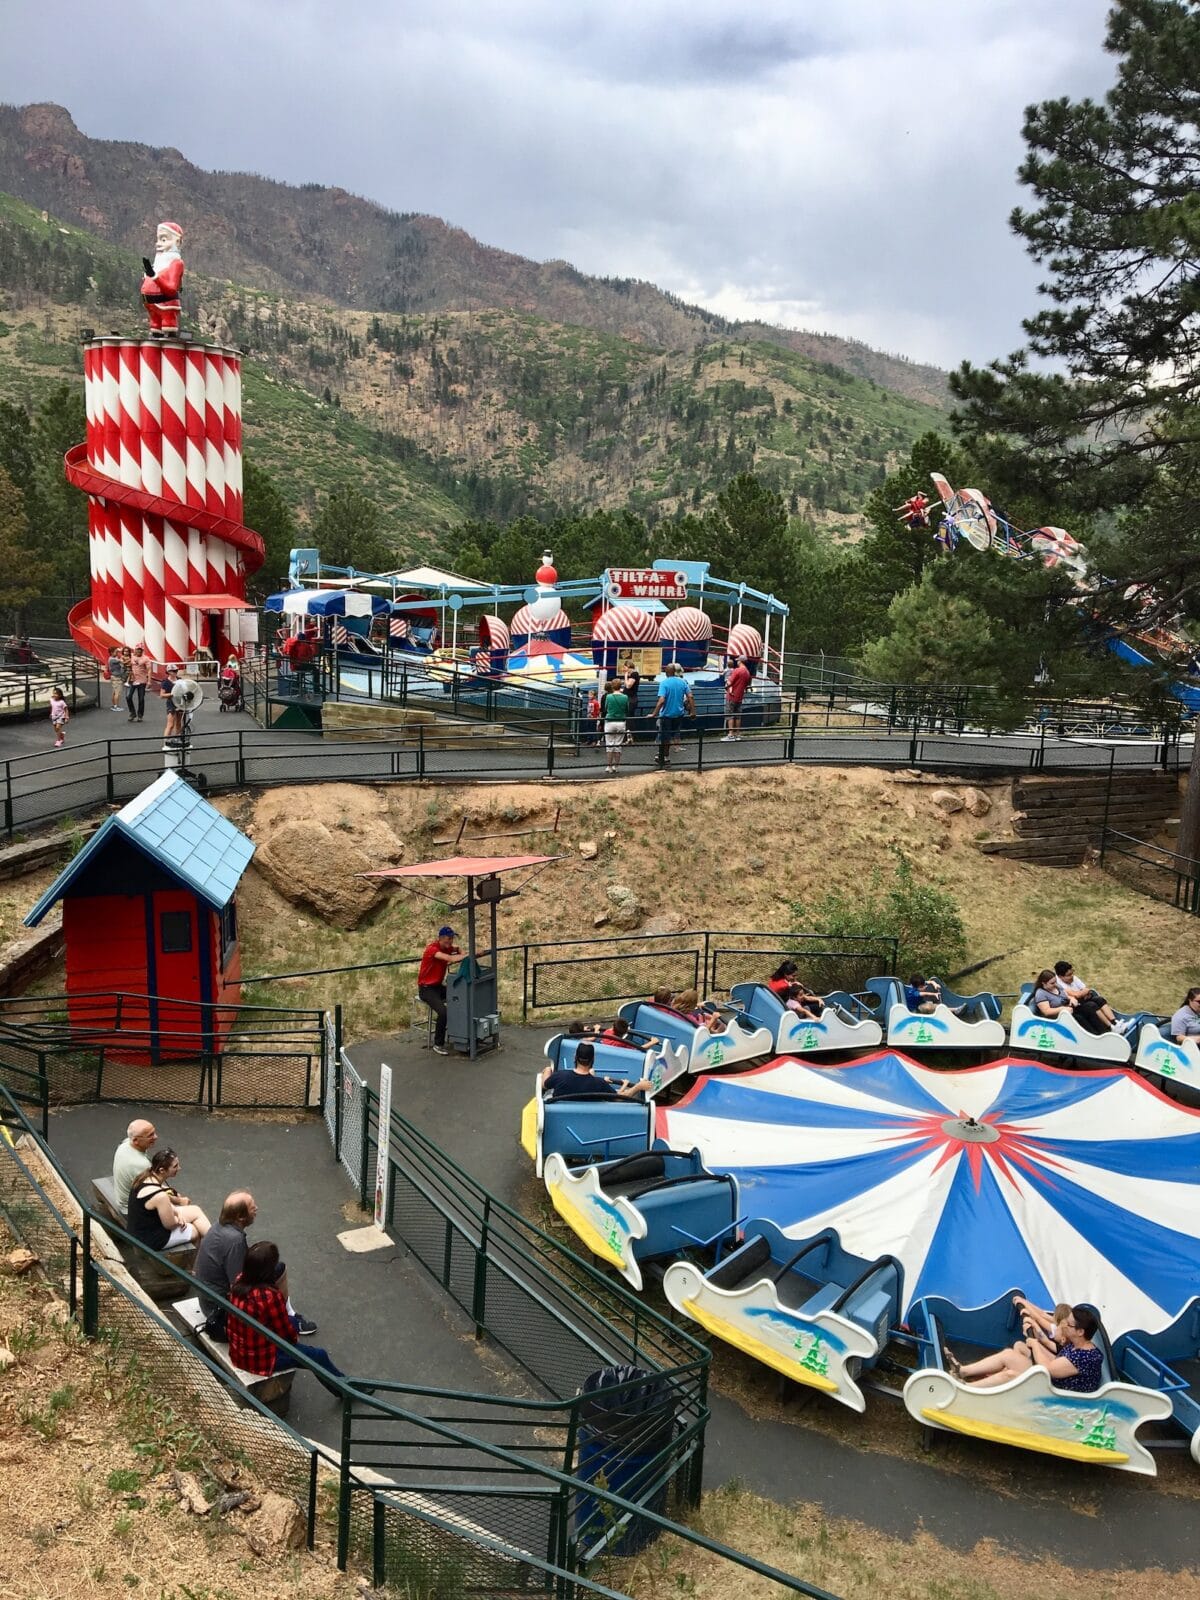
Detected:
[24,772,255,927]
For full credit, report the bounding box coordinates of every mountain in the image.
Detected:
[0,190,947,556]
[0,102,949,409]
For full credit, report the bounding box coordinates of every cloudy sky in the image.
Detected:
[3,0,1117,368]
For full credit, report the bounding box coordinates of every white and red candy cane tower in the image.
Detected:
[64,335,264,664]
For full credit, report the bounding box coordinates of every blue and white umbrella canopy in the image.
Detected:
[655,1053,1200,1339]
[263,589,389,617]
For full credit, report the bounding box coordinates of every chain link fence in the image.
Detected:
[0,991,326,1112]
[0,1082,837,1600]
[520,928,898,1019]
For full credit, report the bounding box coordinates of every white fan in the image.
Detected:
[171,677,204,712]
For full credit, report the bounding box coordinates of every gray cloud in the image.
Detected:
[2,0,1118,366]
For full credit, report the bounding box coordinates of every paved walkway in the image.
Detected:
[47,1096,523,1455]
[0,695,1181,839]
[347,1026,1200,1572]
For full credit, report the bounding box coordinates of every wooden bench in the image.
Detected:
[91,1176,198,1301]
[172,1295,295,1416]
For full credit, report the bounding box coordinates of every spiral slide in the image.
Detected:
[66,336,263,665]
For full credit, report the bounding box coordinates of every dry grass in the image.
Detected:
[11,768,1195,1030]
[0,1219,358,1600]
[198,767,1200,1033]
[612,1480,1200,1600]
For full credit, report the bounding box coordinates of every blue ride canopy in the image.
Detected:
[656,1052,1200,1340]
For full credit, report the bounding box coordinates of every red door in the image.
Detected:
[153,891,204,1052]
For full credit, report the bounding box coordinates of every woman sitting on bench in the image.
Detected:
[128,1149,211,1251]
[228,1242,345,1391]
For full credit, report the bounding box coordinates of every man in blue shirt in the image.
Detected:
[651,664,695,769]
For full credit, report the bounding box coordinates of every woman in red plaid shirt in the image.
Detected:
[228,1242,344,1389]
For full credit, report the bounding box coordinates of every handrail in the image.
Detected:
[366,1079,708,1368]
[0,1080,841,1600]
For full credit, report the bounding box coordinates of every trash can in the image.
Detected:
[573,1365,676,1557]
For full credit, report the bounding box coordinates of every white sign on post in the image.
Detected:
[373,1063,393,1231]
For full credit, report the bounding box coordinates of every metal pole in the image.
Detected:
[333,1004,344,1163]
[337,1399,353,1570]
[472,1195,490,1334]
[466,876,478,1062]
[1099,747,1115,865]
[81,1212,98,1337]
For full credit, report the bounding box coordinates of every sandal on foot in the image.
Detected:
[943,1345,963,1378]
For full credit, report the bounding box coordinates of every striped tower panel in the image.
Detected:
[208,534,228,596]
[103,502,125,643]
[83,346,99,467]
[88,525,107,636]
[117,342,142,489]
[159,347,188,505]
[204,352,226,519]
[93,502,111,641]
[187,525,208,609]
[141,521,167,663]
[184,349,208,514]
[221,358,241,520]
[120,510,145,646]
[230,364,243,518]
[101,343,122,485]
[162,518,191,661]
[139,344,163,497]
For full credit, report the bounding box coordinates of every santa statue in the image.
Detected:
[140,220,185,335]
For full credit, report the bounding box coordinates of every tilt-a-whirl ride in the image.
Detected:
[521,979,1200,1477]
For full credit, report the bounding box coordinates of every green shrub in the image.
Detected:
[791,849,967,978]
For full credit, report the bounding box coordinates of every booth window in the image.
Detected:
[220,901,238,964]
[160,911,192,954]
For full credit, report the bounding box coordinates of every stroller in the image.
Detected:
[217,661,244,713]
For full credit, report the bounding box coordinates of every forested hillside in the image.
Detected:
[0,193,945,540]
[0,102,948,409]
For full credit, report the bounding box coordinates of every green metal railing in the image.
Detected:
[0,989,327,1110]
[0,1080,840,1598]
[1100,828,1200,916]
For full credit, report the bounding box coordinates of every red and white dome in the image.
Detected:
[511,603,571,636]
[591,605,662,645]
[727,623,764,662]
[660,606,713,644]
[478,615,510,651]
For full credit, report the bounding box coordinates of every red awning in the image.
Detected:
[176,593,252,611]
[365,854,559,879]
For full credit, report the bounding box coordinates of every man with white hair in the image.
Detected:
[112,1117,157,1212]
[140,220,185,336]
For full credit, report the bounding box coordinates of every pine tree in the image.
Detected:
[0,466,53,625]
[950,0,1200,854]
[242,461,297,593]
[312,487,393,573]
